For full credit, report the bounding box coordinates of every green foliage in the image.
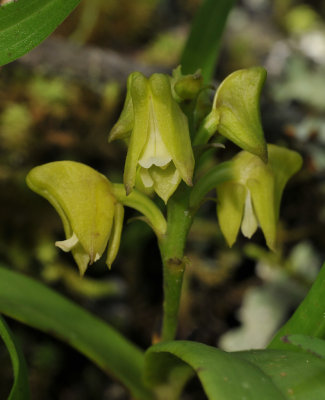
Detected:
[181,0,236,83]
[0,266,154,400]
[0,0,81,66]
[269,263,325,351]
[145,340,325,399]
[145,341,284,399]
[238,349,325,400]
[0,315,30,400]
[284,334,325,359]
[2,260,325,399]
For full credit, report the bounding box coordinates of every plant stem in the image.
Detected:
[158,186,194,342]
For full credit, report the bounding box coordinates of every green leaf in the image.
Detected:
[0,0,81,66]
[282,334,325,359]
[180,0,236,83]
[145,341,285,400]
[238,349,325,400]
[0,266,154,400]
[268,263,325,351]
[0,315,30,400]
[145,341,325,399]
[144,351,193,400]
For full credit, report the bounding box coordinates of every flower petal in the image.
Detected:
[217,182,246,247]
[149,163,181,203]
[233,150,277,250]
[247,176,277,251]
[123,72,151,194]
[267,144,303,218]
[106,203,124,269]
[108,74,134,142]
[149,73,195,186]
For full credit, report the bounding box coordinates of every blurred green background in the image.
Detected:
[1,0,325,398]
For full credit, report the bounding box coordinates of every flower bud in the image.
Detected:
[108,72,195,203]
[26,161,124,275]
[171,66,203,102]
[216,144,302,250]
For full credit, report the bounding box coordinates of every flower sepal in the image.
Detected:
[213,67,268,162]
[26,161,124,275]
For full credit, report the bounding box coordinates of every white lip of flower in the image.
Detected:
[138,99,179,189]
[236,161,260,240]
[55,232,101,262]
[55,232,79,252]
[241,189,258,238]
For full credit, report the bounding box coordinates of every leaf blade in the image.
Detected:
[0,314,31,400]
[180,0,236,82]
[0,266,154,400]
[145,341,286,400]
[0,0,81,66]
[268,263,325,351]
[239,349,325,400]
[146,341,325,399]
[282,334,325,359]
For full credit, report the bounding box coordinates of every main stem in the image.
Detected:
[158,186,194,342]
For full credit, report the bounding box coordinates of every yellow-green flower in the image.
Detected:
[26,161,124,275]
[108,72,194,203]
[216,144,302,250]
[202,67,268,161]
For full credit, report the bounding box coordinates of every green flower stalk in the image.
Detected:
[216,144,303,250]
[26,161,124,275]
[108,72,195,203]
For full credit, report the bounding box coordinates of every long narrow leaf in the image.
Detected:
[181,0,236,82]
[0,266,154,400]
[0,0,81,66]
[268,263,325,351]
[0,315,30,400]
